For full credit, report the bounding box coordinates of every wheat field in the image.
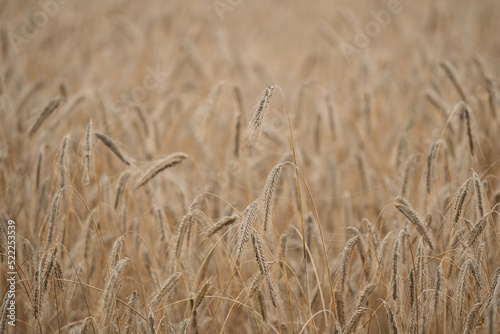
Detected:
[1,1,500,333]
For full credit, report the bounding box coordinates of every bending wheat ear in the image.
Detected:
[28,97,61,136]
[95,132,131,166]
[134,152,188,189]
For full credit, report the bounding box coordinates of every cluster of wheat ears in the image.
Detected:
[1,1,500,334]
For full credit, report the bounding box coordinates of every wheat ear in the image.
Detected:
[206,215,239,238]
[134,152,188,189]
[383,301,398,334]
[262,163,284,231]
[125,291,139,334]
[82,120,95,185]
[395,199,435,251]
[59,134,70,188]
[236,200,258,259]
[95,132,131,165]
[338,236,357,295]
[244,85,276,147]
[28,97,61,136]
[440,61,466,100]
[151,272,181,307]
[453,178,471,224]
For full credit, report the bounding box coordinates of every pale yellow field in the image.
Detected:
[1,1,500,333]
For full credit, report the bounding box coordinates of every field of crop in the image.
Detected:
[1,1,500,333]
